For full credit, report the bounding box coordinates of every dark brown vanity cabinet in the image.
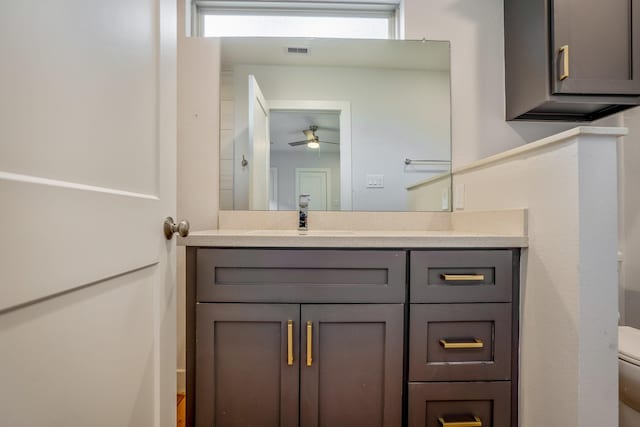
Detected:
[505,0,640,121]
[187,247,519,427]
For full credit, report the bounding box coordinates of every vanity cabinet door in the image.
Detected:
[195,304,300,427]
[300,304,404,427]
[552,0,640,96]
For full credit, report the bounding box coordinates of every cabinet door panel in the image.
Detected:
[300,304,403,427]
[196,304,300,427]
[552,0,640,94]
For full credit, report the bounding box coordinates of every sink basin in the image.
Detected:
[300,230,356,236]
[244,230,297,235]
[244,230,356,236]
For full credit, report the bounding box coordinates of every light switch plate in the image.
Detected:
[366,174,384,188]
[441,188,449,210]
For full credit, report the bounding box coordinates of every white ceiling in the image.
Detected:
[270,110,340,152]
[221,37,450,71]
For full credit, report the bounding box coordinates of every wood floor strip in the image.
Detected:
[177,393,186,427]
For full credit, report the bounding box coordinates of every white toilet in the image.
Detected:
[619,326,640,426]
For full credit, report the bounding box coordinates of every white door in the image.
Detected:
[296,168,331,211]
[248,75,270,210]
[0,1,176,426]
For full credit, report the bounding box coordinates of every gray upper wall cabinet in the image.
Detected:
[505,0,640,121]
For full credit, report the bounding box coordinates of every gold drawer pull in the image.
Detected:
[438,415,482,427]
[441,274,485,282]
[559,44,569,80]
[287,320,294,366]
[440,338,484,349]
[306,321,313,367]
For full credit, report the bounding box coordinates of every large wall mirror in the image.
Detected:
[219,37,451,212]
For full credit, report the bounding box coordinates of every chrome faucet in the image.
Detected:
[298,194,310,231]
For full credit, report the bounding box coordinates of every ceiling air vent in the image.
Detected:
[286,46,310,55]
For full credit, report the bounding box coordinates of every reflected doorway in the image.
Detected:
[268,103,351,210]
[295,168,332,211]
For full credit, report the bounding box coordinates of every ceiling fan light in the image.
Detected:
[307,141,320,149]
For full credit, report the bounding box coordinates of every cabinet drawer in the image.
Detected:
[408,381,510,427]
[410,250,513,303]
[196,249,406,303]
[409,303,511,381]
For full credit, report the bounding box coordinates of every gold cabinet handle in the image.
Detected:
[438,415,482,427]
[559,44,569,80]
[440,274,485,282]
[439,338,484,349]
[287,320,294,366]
[306,321,313,367]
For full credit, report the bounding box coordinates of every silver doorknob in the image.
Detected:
[164,217,190,239]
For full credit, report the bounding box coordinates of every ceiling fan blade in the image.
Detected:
[319,141,339,145]
[288,140,310,146]
[302,129,315,140]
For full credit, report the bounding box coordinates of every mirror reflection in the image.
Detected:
[219,37,451,211]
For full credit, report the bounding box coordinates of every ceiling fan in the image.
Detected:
[287,125,339,149]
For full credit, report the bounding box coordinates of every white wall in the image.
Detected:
[177,38,220,231]
[231,64,451,211]
[619,107,640,328]
[271,150,341,210]
[407,174,451,211]
[453,128,622,427]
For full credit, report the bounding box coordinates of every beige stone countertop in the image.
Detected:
[179,229,528,248]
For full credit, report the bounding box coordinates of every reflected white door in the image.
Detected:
[0,1,176,426]
[296,168,331,211]
[248,75,270,210]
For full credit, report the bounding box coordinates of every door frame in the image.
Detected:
[296,168,332,211]
[268,100,352,210]
[269,166,278,210]
[248,75,270,210]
